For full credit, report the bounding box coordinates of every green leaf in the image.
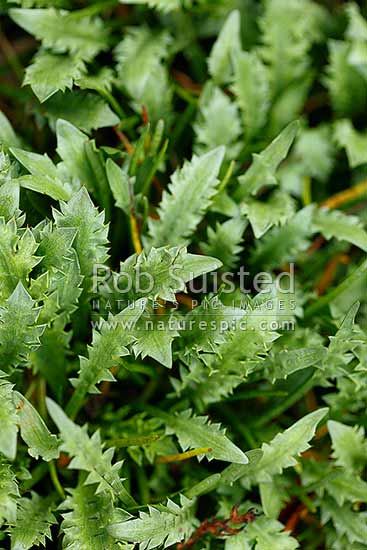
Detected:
[194,85,241,159]
[325,40,366,117]
[0,283,44,371]
[328,420,366,474]
[148,147,225,247]
[241,190,296,239]
[106,159,130,215]
[293,125,336,181]
[13,391,59,461]
[46,398,136,507]
[115,246,221,303]
[200,216,246,270]
[208,10,241,84]
[53,187,109,284]
[160,408,248,464]
[251,205,314,269]
[244,408,328,483]
[259,0,323,94]
[69,300,145,399]
[108,494,196,548]
[9,492,56,550]
[0,375,18,459]
[321,469,367,506]
[44,90,119,132]
[10,146,71,201]
[334,119,367,168]
[236,121,299,200]
[115,27,171,99]
[321,497,367,545]
[232,50,269,140]
[9,8,109,61]
[241,516,299,550]
[313,208,367,251]
[0,112,21,149]
[132,311,179,368]
[0,459,18,527]
[0,180,20,221]
[60,483,121,550]
[24,51,85,102]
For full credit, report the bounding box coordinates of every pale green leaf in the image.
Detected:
[334,119,367,168]
[232,50,269,140]
[148,147,225,247]
[208,10,241,84]
[24,51,85,102]
[161,408,248,464]
[13,391,59,461]
[108,495,196,549]
[10,8,109,61]
[236,121,299,199]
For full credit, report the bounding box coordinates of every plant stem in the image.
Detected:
[157,447,213,463]
[321,179,367,209]
[252,371,316,428]
[69,0,118,18]
[304,257,367,319]
[49,461,65,500]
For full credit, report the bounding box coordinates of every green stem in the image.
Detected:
[49,461,65,500]
[252,371,316,428]
[99,88,125,120]
[141,139,168,197]
[69,0,118,18]
[303,257,367,319]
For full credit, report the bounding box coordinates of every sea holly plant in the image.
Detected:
[0,0,366,549]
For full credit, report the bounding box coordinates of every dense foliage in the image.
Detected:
[0,0,366,548]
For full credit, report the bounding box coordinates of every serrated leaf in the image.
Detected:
[232,50,269,140]
[115,246,221,303]
[108,494,196,549]
[208,10,241,84]
[200,216,246,270]
[44,90,119,132]
[0,459,18,527]
[334,119,367,168]
[161,408,248,464]
[328,420,367,473]
[321,497,367,545]
[10,8,109,61]
[0,283,44,370]
[313,208,367,251]
[46,398,136,507]
[0,111,21,149]
[69,300,145,403]
[236,121,299,200]
[325,40,366,117]
[53,187,109,284]
[9,492,56,550]
[194,85,241,159]
[242,190,296,238]
[251,205,314,269]
[10,146,71,200]
[60,483,121,550]
[24,51,85,102]
[13,391,59,461]
[115,27,171,99]
[243,517,299,550]
[132,311,179,368]
[247,408,328,482]
[106,159,131,215]
[148,147,225,247]
[0,375,18,459]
